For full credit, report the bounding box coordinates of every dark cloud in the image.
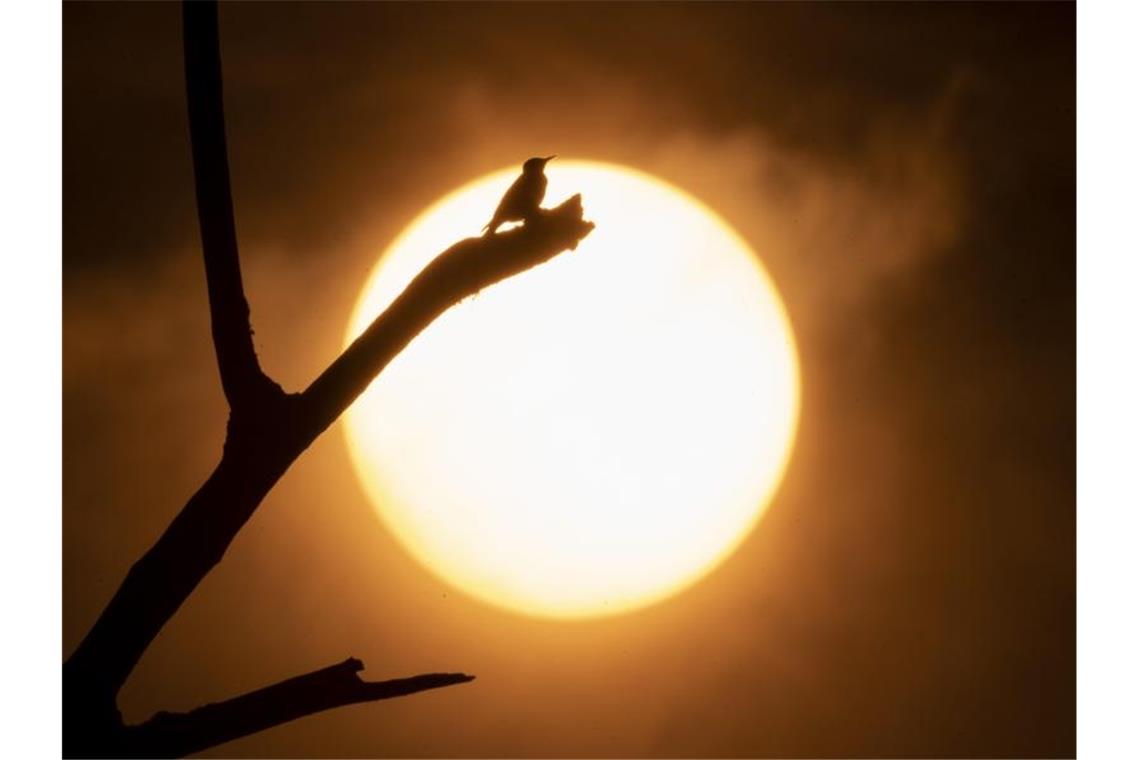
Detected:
[64,2,1073,757]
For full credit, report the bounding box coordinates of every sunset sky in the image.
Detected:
[64,2,1074,756]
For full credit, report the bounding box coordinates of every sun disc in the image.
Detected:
[344,160,799,619]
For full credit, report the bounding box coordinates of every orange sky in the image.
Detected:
[64,3,1074,756]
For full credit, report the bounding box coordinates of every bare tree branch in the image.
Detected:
[300,194,595,437]
[65,450,283,711]
[129,659,474,758]
[183,0,275,408]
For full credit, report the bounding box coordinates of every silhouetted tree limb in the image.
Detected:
[301,195,594,437]
[63,1,593,756]
[129,659,474,758]
[183,1,277,408]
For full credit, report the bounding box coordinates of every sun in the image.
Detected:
[344,160,800,619]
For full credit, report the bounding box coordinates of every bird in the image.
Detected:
[483,155,556,234]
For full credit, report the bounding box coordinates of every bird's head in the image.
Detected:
[523,155,556,173]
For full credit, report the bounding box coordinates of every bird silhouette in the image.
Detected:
[483,155,556,234]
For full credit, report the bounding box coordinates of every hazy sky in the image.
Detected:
[64,2,1074,756]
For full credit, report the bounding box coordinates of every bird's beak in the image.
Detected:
[543,155,556,163]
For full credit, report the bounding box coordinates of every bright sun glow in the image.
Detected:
[345,160,800,619]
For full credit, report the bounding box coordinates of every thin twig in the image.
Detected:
[130,659,474,758]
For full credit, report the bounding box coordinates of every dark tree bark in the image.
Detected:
[129,660,475,759]
[181,0,277,409]
[62,2,593,757]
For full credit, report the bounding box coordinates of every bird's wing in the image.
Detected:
[497,174,528,213]
[484,175,526,231]
[482,180,508,229]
